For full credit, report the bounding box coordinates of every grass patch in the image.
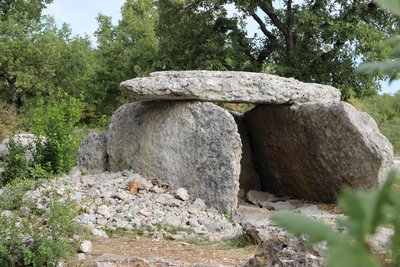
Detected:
[223,233,260,249]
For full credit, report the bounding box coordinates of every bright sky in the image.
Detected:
[43,0,399,94]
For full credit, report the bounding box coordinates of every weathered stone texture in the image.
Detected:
[244,100,393,202]
[120,71,341,104]
[77,132,108,172]
[107,101,241,213]
[231,112,262,196]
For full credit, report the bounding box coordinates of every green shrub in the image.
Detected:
[29,93,84,174]
[0,138,31,186]
[0,93,84,185]
[0,138,52,186]
[360,93,400,155]
[226,233,259,248]
[273,171,400,267]
[0,179,35,210]
[0,181,82,267]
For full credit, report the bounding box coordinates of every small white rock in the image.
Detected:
[1,210,13,218]
[175,188,189,201]
[76,253,86,261]
[78,240,92,253]
[96,205,112,218]
[91,228,109,238]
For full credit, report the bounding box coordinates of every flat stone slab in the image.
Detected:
[120,71,341,104]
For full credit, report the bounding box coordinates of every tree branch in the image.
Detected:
[249,9,278,65]
[249,9,276,42]
[256,0,287,35]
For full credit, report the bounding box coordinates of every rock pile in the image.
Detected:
[78,70,393,212]
[22,169,242,242]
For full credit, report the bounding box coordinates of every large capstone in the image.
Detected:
[244,100,393,202]
[107,101,242,213]
[120,71,341,104]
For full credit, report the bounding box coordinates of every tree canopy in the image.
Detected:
[155,0,400,98]
[1,0,400,117]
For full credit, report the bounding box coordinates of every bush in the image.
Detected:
[29,93,84,174]
[0,139,32,186]
[0,181,82,267]
[0,93,84,185]
[360,93,400,155]
[0,179,35,210]
[0,100,22,142]
[273,171,400,267]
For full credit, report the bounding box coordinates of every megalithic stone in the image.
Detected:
[244,101,393,202]
[120,71,341,104]
[107,101,242,213]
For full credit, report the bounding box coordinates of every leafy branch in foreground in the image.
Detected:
[273,171,400,267]
[358,0,400,81]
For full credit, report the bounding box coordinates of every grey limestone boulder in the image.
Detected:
[244,100,393,202]
[0,133,42,163]
[107,101,241,213]
[120,71,341,104]
[77,132,108,172]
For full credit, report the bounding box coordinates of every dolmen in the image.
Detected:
[78,71,393,213]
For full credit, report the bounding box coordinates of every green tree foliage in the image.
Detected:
[157,0,255,71]
[0,93,84,185]
[0,0,94,107]
[235,0,400,98]
[358,0,400,81]
[89,0,159,119]
[28,93,84,174]
[163,0,399,98]
[273,1,400,266]
[0,0,53,22]
[360,93,400,155]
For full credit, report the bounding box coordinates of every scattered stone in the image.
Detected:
[91,228,109,238]
[246,191,274,206]
[77,132,108,172]
[368,227,394,254]
[299,205,329,216]
[78,240,92,253]
[176,188,190,201]
[188,198,207,213]
[261,201,295,211]
[107,101,241,213]
[96,205,112,219]
[75,253,86,262]
[94,262,113,267]
[94,253,190,266]
[120,71,341,104]
[244,101,393,202]
[126,174,153,193]
[237,205,325,267]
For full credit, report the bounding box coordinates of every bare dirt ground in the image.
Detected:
[68,235,261,267]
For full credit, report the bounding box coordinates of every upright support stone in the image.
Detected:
[231,112,262,197]
[244,101,393,202]
[107,101,242,213]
